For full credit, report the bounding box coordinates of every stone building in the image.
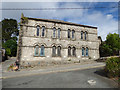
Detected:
[17,15,101,66]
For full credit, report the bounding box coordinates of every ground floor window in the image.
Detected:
[57,46,61,56]
[86,47,88,56]
[82,47,85,56]
[82,47,89,57]
[52,46,56,57]
[34,45,39,56]
[68,46,71,56]
[72,47,76,56]
[40,45,45,56]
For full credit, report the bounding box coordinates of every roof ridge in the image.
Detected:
[26,17,97,29]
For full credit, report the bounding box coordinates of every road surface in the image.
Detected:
[2,67,117,88]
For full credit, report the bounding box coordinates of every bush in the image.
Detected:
[105,57,120,78]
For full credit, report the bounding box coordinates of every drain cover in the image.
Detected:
[87,80,96,85]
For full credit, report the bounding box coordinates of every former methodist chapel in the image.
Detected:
[17,14,101,66]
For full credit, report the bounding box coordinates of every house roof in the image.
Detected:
[26,17,97,29]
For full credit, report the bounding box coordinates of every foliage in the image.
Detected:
[2,39,17,56]
[1,18,19,58]
[100,33,120,57]
[99,42,112,57]
[21,13,28,24]
[105,57,120,78]
[2,19,19,42]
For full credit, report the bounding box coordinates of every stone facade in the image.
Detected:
[17,15,101,66]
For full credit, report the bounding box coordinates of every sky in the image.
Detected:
[1,1,119,41]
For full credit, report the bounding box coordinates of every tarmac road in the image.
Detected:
[2,67,118,88]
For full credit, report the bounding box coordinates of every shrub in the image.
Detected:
[105,57,120,78]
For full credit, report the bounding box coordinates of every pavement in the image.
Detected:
[1,62,106,79]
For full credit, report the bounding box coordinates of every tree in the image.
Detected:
[2,19,19,42]
[2,39,17,56]
[99,42,112,57]
[100,33,120,57]
[1,18,19,57]
[106,33,120,55]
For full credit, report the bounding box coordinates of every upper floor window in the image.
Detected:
[72,30,75,39]
[72,47,76,56]
[68,29,70,38]
[81,31,83,40]
[53,27,56,38]
[40,45,45,56]
[58,28,61,39]
[85,31,87,40]
[52,46,56,57]
[37,26,40,36]
[34,45,39,56]
[57,46,61,56]
[68,46,71,56]
[41,26,45,37]
[86,47,88,56]
[82,47,85,56]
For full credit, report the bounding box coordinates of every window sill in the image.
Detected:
[72,38,76,41]
[41,36,46,38]
[34,55,39,57]
[40,55,45,57]
[82,56,89,57]
[52,37,57,39]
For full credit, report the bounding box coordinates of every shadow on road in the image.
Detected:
[94,68,107,78]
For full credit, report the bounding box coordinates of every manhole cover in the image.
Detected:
[87,80,96,85]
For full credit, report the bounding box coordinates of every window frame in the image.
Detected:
[86,47,89,56]
[40,45,45,56]
[34,45,39,56]
[53,27,56,38]
[41,26,45,37]
[81,31,83,40]
[36,25,40,36]
[57,46,61,57]
[82,47,85,56]
[85,31,87,40]
[72,30,75,39]
[72,47,76,57]
[52,46,56,57]
[58,28,61,39]
[68,29,71,39]
[68,46,71,57]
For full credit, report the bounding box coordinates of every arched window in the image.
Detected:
[37,26,40,36]
[41,26,45,37]
[85,31,87,40]
[72,30,75,39]
[40,45,45,56]
[82,47,85,56]
[58,28,61,39]
[34,45,39,56]
[86,47,89,56]
[57,46,61,56]
[68,46,71,56]
[53,27,56,38]
[72,47,76,56]
[68,29,70,38]
[52,46,56,57]
[81,31,83,40]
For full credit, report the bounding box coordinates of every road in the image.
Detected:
[2,67,117,88]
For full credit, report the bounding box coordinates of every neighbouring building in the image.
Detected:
[17,14,101,66]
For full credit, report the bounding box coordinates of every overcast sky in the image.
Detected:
[1,2,118,41]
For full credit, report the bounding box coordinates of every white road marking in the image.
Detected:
[87,80,96,85]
